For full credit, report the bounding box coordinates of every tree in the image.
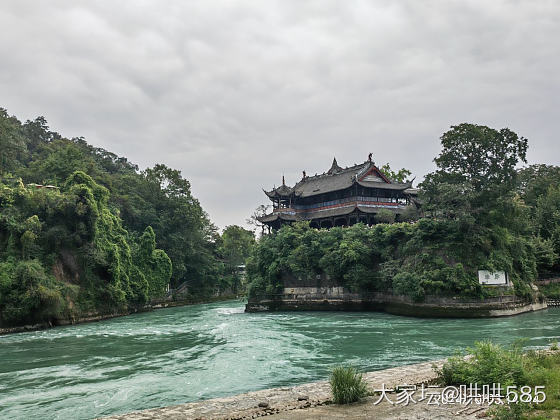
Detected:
[133,226,172,299]
[517,164,560,208]
[421,123,528,219]
[22,116,61,156]
[220,225,255,266]
[374,209,396,224]
[0,108,26,174]
[26,139,97,185]
[136,164,220,290]
[429,123,527,192]
[379,163,412,183]
[246,204,270,233]
[0,107,226,326]
[218,225,255,293]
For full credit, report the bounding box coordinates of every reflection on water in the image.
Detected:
[1,300,559,419]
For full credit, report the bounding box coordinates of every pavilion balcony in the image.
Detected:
[272,208,297,215]
[293,196,409,211]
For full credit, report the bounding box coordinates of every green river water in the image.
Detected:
[1,300,559,420]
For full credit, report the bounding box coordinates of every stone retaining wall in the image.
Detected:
[246,293,548,318]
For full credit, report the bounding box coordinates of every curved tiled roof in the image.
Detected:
[257,212,299,223]
[357,180,412,190]
[291,160,411,198]
[302,204,357,220]
[263,158,415,204]
[291,161,369,198]
[264,184,294,198]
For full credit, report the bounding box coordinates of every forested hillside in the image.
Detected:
[0,108,254,327]
[247,124,560,301]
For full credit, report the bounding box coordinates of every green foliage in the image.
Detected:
[524,351,560,418]
[534,186,560,241]
[420,123,527,221]
[531,185,560,275]
[2,106,222,296]
[246,123,556,302]
[133,226,173,299]
[432,123,527,192]
[0,108,26,174]
[515,165,560,277]
[114,163,222,295]
[0,169,175,325]
[219,225,255,266]
[0,107,220,326]
[379,163,412,183]
[436,340,528,387]
[217,225,255,293]
[329,366,369,404]
[392,272,425,302]
[374,209,395,224]
[538,283,560,299]
[399,205,420,222]
[0,259,65,325]
[518,164,560,208]
[489,401,527,420]
[247,220,513,299]
[437,342,560,420]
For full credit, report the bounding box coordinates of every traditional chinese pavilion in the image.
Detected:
[258,155,418,231]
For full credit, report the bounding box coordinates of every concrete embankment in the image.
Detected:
[246,291,548,318]
[100,359,447,420]
[0,294,240,335]
[0,312,128,335]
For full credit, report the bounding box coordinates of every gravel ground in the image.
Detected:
[265,390,491,420]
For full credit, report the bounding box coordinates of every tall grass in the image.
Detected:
[329,366,369,404]
[436,340,528,387]
[436,340,560,420]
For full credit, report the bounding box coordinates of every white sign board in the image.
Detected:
[478,270,508,285]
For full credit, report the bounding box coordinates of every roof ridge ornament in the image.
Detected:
[327,156,343,175]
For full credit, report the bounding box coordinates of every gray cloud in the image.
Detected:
[1,0,559,228]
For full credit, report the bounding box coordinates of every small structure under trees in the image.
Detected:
[258,155,419,231]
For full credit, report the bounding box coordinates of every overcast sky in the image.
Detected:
[1,1,559,229]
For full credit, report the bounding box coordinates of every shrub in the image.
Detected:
[245,220,538,301]
[437,342,560,420]
[489,402,527,420]
[374,209,396,224]
[436,340,528,387]
[0,259,65,325]
[329,366,369,404]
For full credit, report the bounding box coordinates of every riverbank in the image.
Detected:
[99,359,494,420]
[0,294,241,335]
[246,290,548,318]
[99,347,560,420]
[100,359,449,420]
